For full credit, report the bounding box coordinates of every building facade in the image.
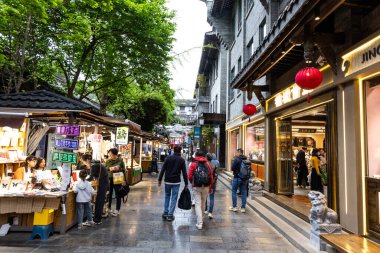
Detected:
[200,0,380,241]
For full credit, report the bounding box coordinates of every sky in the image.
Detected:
[166,0,212,99]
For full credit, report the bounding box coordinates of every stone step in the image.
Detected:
[218,172,318,253]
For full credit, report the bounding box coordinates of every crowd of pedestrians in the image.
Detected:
[158,145,250,230]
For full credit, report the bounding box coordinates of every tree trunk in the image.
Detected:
[99,92,108,112]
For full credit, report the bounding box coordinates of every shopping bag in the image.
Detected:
[178,187,191,210]
[113,172,124,185]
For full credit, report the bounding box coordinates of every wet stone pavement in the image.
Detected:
[0,175,300,253]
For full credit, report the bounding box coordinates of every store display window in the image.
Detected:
[366,80,380,179]
[245,122,265,161]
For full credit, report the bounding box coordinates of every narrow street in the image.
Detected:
[0,175,299,253]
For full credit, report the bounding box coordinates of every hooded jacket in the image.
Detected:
[231,155,248,178]
[73,179,94,203]
[158,153,188,185]
[188,156,213,190]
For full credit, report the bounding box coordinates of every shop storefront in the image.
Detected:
[244,120,265,181]
[264,65,338,216]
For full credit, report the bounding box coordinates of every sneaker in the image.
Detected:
[93,221,102,225]
[82,221,94,227]
[204,210,209,215]
[192,200,195,206]
[111,210,120,217]
[240,208,246,213]
[78,224,83,230]
[102,212,109,218]
[166,215,175,221]
[229,207,238,212]
[195,223,203,230]
[162,213,168,220]
[208,213,213,219]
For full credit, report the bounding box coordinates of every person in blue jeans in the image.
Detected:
[230,148,249,213]
[158,145,188,221]
[205,153,218,219]
[74,169,95,229]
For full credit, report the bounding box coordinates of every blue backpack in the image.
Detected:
[238,160,251,181]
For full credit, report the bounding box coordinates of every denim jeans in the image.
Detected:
[164,183,180,216]
[232,177,248,208]
[77,202,92,224]
[205,184,216,213]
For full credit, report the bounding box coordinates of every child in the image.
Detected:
[74,169,94,229]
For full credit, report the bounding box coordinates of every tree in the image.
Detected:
[0,0,62,93]
[43,0,175,100]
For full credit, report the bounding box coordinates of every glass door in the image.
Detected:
[276,118,293,195]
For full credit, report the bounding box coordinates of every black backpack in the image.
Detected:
[238,160,252,181]
[193,162,211,187]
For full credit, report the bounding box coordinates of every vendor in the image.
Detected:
[14,155,37,181]
[35,157,46,171]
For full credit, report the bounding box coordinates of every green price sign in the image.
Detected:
[52,151,77,164]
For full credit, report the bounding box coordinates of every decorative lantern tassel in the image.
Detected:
[307,94,311,103]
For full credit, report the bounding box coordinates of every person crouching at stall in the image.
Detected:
[87,156,109,225]
[74,169,95,229]
[105,148,126,217]
[14,155,37,182]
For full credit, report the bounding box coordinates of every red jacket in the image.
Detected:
[188,156,213,190]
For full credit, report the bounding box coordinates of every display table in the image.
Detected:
[0,191,76,234]
[141,160,152,173]
[126,166,142,185]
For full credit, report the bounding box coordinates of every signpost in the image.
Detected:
[55,125,80,136]
[52,151,78,164]
[54,139,79,149]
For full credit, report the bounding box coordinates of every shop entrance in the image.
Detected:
[275,104,333,214]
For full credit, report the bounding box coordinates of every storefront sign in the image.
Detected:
[298,129,317,133]
[272,85,310,108]
[194,127,201,140]
[54,138,79,150]
[88,134,103,143]
[55,125,80,136]
[116,127,129,144]
[52,151,77,163]
[342,35,380,77]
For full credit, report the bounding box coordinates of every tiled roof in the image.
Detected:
[0,90,105,116]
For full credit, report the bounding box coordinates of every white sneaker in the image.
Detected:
[111,210,120,217]
[195,223,203,230]
[240,208,246,213]
[78,224,84,230]
[204,210,209,215]
[229,207,238,212]
[208,213,213,219]
[83,221,94,227]
[192,200,195,206]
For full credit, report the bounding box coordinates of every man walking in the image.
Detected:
[188,151,213,230]
[158,145,188,221]
[230,148,250,213]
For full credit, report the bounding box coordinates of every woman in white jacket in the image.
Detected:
[74,169,95,229]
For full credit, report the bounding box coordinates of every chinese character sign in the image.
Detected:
[54,139,79,149]
[55,125,80,136]
[52,151,77,164]
[116,127,129,144]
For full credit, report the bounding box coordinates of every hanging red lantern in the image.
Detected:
[295,67,323,103]
[243,104,256,122]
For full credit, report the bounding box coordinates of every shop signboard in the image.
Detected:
[298,129,317,133]
[55,125,80,136]
[194,127,201,141]
[116,127,129,145]
[88,134,103,143]
[52,151,77,164]
[54,138,79,150]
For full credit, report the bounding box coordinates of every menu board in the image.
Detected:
[55,125,80,136]
[52,151,77,164]
[54,138,79,149]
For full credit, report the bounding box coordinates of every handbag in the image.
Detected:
[178,187,191,210]
[113,172,124,185]
[117,184,130,203]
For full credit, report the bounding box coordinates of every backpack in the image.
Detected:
[238,160,252,181]
[193,162,211,187]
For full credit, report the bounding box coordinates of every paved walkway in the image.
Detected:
[0,175,299,253]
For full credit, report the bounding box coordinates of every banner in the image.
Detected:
[116,127,129,145]
[55,125,80,136]
[52,151,77,164]
[54,139,79,150]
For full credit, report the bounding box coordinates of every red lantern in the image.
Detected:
[295,67,323,103]
[243,104,256,122]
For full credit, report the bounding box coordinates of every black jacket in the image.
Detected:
[158,153,188,185]
[87,160,109,187]
[231,155,248,178]
[296,150,307,167]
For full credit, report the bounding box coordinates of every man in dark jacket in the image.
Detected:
[158,145,188,221]
[87,158,109,224]
[230,148,249,213]
[296,146,309,188]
